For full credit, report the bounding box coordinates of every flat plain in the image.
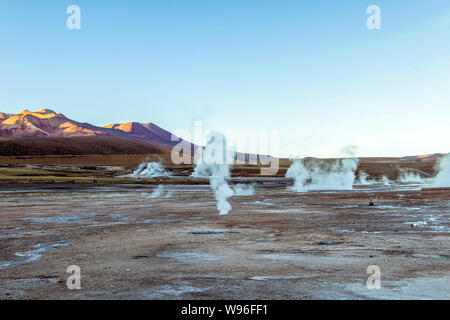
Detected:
[0,157,448,299]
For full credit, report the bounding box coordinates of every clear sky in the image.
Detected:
[0,0,449,157]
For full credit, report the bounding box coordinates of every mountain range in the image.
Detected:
[0,109,445,160]
[0,109,191,156]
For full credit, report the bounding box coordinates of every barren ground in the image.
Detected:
[0,179,449,299]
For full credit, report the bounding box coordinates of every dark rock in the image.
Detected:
[188,230,231,235]
[315,241,341,246]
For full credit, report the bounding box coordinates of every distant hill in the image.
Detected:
[104,121,186,149]
[399,153,445,162]
[0,109,118,138]
[0,136,170,157]
[0,109,193,156]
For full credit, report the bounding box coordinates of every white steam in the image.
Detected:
[286,157,359,192]
[397,168,426,184]
[210,166,234,215]
[286,146,359,192]
[191,133,234,215]
[356,171,371,185]
[232,184,255,196]
[190,148,212,178]
[433,154,450,187]
[381,176,391,186]
[149,185,172,198]
[355,171,393,186]
[133,162,168,178]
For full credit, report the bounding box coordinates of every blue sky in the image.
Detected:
[0,0,449,157]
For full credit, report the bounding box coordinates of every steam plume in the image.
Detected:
[191,133,234,215]
[381,176,391,186]
[133,161,168,178]
[286,146,359,192]
[190,148,212,178]
[433,154,450,187]
[149,185,172,198]
[356,171,370,185]
[232,184,255,196]
[397,168,426,184]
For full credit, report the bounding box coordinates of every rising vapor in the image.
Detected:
[286,146,359,192]
[191,133,234,215]
[133,161,168,178]
[433,154,450,187]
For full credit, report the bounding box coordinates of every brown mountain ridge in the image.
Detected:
[0,109,189,156]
